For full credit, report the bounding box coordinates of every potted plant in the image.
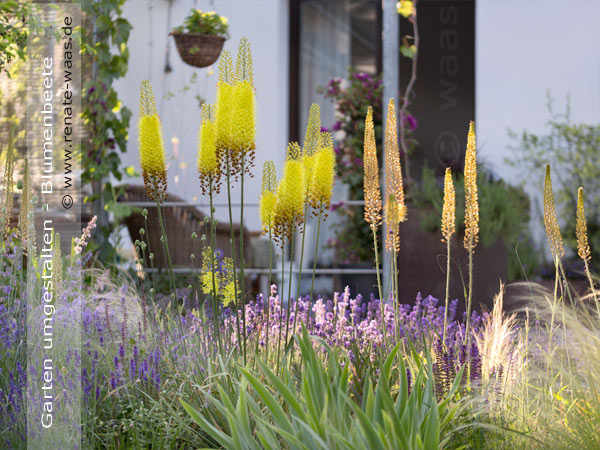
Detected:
[171,9,229,68]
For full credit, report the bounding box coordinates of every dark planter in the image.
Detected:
[396,204,507,314]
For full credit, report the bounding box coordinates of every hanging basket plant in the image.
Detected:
[171,9,229,68]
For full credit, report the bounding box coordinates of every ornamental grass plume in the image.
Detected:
[473,285,521,385]
[259,161,277,235]
[272,142,305,245]
[138,80,167,201]
[383,98,406,254]
[197,104,221,195]
[442,167,456,343]
[543,165,564,261]
[363,106,382,230]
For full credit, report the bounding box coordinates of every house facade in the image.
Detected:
[116,0,600,238]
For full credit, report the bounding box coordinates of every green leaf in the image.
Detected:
[240,367,294,434]
[400,44,416,59]
[180,399,234,449]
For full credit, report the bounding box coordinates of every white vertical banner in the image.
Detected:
[26,3,82,448]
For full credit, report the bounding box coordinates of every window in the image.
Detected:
[289,0,381,142]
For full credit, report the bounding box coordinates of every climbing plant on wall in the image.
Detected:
[78,0,133,262]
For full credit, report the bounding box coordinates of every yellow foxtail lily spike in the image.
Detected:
[463,121,479,252]
[576,187,591,263]
[197,104,221,194]
[543,165,564,260]
[259,161,277,235]
[383,99,406,252]
[441,168,456,243]
[363,106,381,230]
[273,142,305,244]
[139,80,167,201]
[308,132,335,215]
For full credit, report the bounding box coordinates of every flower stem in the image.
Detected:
[392,249,399,345]
[265,230,273,363]
[464,246,474,347]
[209,183,223,355]
[442,238,451,345]
[284,232,296,352]
[225,158,241,356]
[309,209,323,304]
[240,157,247,364]
[276,241,285,374]
[294,207,309,307]
[584,259,600,316]
[372,226,385,350]
[155,196,176,309]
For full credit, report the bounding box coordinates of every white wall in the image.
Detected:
[476,0,600,243]
[115,0,289,232]
[116,0,600,244]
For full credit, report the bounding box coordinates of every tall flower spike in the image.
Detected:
[215,50,235,155]
[384,194,400,253]
[198,104,221,195]
[302,104,322,200]
[231,37,256,175]
[273,142,305,244]
[303,103,321,157]
[259,161,277,235]
[543,165,564,260]
[138,81,167,201]
[383,99,406,252]
[576,187,591,263]
[235,37,253,86]
[441,168,456,243]
[363,106,382,230]
[463,121,479,251]
[308,132,335,215]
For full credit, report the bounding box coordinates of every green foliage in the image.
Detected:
[79,0,133,262]
[317,69,383,262]
[0,1,30,77]
[508,96,600,270]
[413,165,540,280]
[182,328,470,450]
[172,9,229,38]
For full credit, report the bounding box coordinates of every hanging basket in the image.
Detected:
[172,33,226,68]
